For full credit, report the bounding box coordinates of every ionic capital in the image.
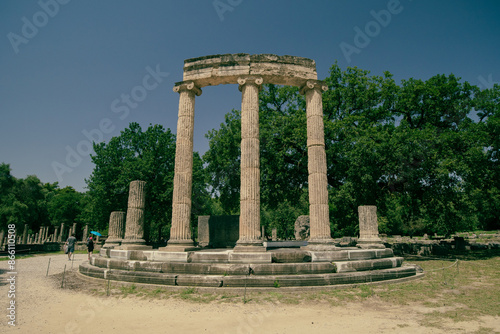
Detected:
[299,80,328,95]
[238,76,263,92]
[173,81,202,96]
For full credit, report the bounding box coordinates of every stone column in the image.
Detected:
[53,227,59,243]
[59,223,65,242]
[164,81,202,251]
[22,224,28,244]
[357,205,384,249]
[235,76,264,251]
[121,180,151,249]
[103,211,126,248]
[0,230,4,249]
[71,223,77,238]
[44,226,50,242]
[300,80,334,248]
[35,233,39,244]
[82,224,88,241]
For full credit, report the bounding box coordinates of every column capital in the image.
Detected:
[299,80,328,95]
[173,81,202,96]
[238,76,263,92]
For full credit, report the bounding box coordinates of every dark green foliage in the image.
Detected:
[85,122,210,242]
[203,64,499,238]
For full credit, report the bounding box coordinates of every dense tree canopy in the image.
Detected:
[204,64,500,238]
[85,122,210,242]
[2,64,498,243]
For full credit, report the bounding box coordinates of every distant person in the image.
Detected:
[86,235,94,262]
[65,234,77,260]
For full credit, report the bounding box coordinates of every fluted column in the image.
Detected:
[82,224,88,241]
[121,180,151,249]
[103,211,126,248]
[58,223,65,242]
[300,80,335,248]
[358,206,384,248]
[53,227,59,243]
[165,81,201,251]
[22,224,28,244]
[235,76,264,251]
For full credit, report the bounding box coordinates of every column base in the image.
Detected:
[160,239,198,252]
[301,238,337,251]
[119,238,152,250]
[357,239,386,249]
[234,239,266,252]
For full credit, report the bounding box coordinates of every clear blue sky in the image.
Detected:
[1,0,499,192]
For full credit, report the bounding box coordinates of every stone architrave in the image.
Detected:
[357,206,384,249]
[82,224,89,241]
[235,76,265,251]
[103,211,126,248]
[163,81,202,252]
[121,181,151,249]
[22,224,28,244]
[300,80,335,249]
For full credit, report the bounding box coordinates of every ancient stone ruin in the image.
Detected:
[79,54,421,288]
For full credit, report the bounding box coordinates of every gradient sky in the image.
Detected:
[1,0,499,192]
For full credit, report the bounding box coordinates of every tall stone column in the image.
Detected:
[44,226,50,241]
[0,230,4,249]
[53,227,59,243]
[22,224,28,244]
[164,81,201,251]
[82,224,88,241]
[103,211,126,248]
[357,206,384,249]
[235,76,264,251]
[121,180,151,249]
[72,223,77,238]
[59,223,65,242]
[300,80,335,248]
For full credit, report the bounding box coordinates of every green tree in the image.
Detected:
[85,122,210,242]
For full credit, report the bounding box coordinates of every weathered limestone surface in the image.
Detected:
[235,76,263,250]
[58,223,65,242]
[300,80,334,248]
[357,206,385,249]
[164,82,202,251]
[82,224,88,241]
[22,224,28,244]
[182,54,317,88]
[104,211,126,248]
[294,215,310,240]
[122,181,150,249]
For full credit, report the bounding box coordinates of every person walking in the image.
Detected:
[65,234,77,260]
[86,235,94,262]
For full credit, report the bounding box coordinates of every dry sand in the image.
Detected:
[1,254,498,333]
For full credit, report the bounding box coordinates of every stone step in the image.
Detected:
[90,257,402,276]
[79,262,418,288]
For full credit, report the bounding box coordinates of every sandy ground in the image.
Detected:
[0,254,499,334]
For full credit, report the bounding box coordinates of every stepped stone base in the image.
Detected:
[82,246,421,289]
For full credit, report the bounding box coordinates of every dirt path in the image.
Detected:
[0,254,498,333]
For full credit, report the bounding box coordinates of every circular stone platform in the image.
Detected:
[79,247,421,289]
